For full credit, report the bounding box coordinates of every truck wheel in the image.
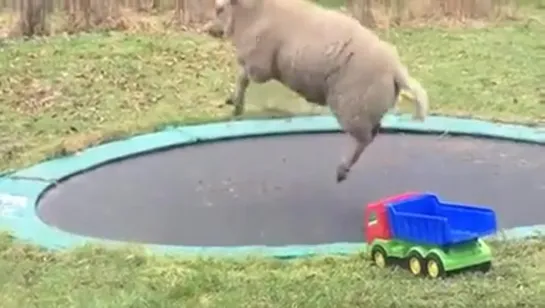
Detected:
[371,246,389,269]
[477,261,492,273]
[425,253,446,279]
[407,251,425,276]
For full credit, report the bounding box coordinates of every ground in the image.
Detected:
[0,2,545,307]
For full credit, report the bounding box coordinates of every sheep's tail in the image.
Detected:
[394,64,429,121]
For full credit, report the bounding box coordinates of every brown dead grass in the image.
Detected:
[346,0,523,28]
[0,0,537,39]
[7,77,60,115]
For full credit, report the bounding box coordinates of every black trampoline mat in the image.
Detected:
[37,133,545,247]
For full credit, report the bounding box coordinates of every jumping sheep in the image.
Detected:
[214,0,429,183]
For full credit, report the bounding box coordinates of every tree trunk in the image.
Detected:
[19,0,49,37]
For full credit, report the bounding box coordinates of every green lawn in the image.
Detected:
[0,234,544,307]
[0,6,544,307]
[1,21,544,171]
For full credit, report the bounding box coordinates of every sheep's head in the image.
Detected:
[215,0,263,19]
[214,0,230,16]
[210,0,263,38]
[203,19,225,38]
[210,0,235,37]
[215,0,261,10]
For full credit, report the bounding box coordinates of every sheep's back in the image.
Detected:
[269,2,365,102]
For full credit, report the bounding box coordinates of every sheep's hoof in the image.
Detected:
[336,165,349,183]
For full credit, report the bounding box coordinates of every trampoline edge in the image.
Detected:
[0,114,543,257]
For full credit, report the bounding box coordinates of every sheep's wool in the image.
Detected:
[216,0,429,182]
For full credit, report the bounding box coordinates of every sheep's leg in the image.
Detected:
[226,67,250,116]
[336,123,380,183]
[226,60,274,116]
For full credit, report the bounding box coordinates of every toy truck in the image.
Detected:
[365,192,497,278]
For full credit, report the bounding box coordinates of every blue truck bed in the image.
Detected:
[386,193,498,246]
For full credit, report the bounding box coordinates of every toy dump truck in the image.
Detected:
[365,192,497,278]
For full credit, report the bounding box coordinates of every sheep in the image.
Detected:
[214,0,429,183]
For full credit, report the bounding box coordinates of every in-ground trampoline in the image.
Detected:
[0,115,544,257]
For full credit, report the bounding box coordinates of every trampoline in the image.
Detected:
[0,115,544,257]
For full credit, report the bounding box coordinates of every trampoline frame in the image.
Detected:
[0,114,544,258]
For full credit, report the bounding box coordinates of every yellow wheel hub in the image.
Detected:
[374,252,386,268]
[427,260,440,278]
[409,257,422,275]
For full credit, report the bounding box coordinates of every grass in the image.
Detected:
[0,234,544,307]
[0,3,544,307]
[1,24,544,171]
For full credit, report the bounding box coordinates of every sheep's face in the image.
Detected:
[210,0,233,36]
[213,0,262,37]
[213,0,234,37]
[215,0,232,17]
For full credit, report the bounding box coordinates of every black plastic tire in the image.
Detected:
[371,246,389,268]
